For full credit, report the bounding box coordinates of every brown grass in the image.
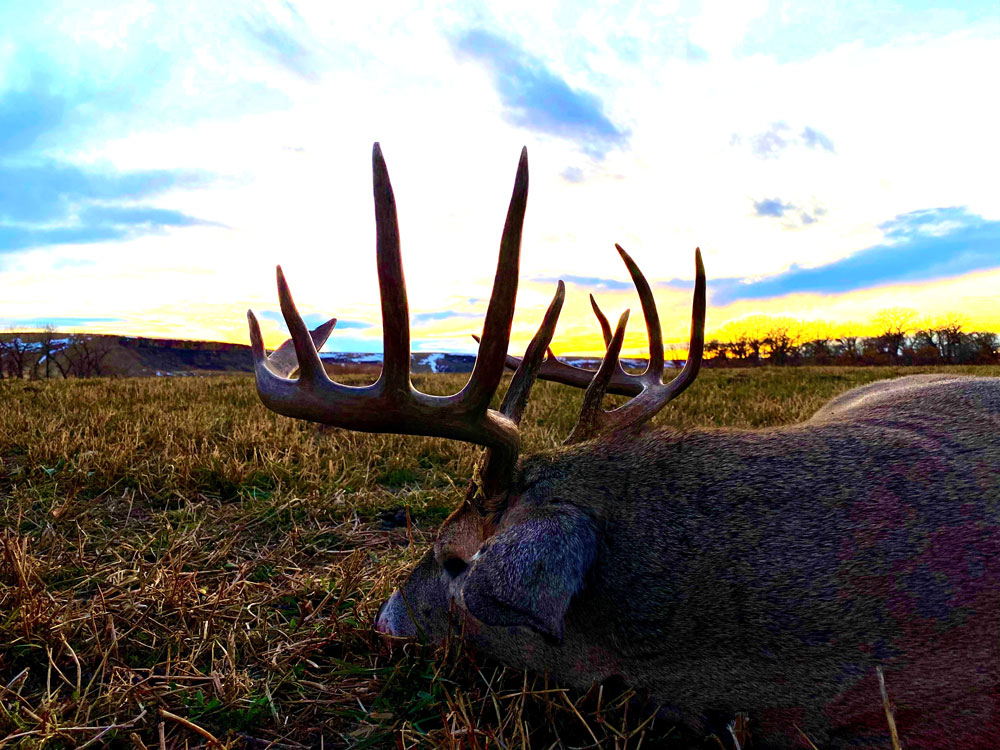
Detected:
[1,366,997,748]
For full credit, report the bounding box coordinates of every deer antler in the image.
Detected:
[563,245,705,442]
[489,269,650,397]
[248,144,561,510]
[490,245,703,442]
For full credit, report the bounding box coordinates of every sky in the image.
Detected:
[1,0,998,356]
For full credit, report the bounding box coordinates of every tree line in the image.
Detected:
[0,326,113,379]
[3,308,999,380]
[704,309,999,366]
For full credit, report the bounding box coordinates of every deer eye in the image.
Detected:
[442,557,469,578]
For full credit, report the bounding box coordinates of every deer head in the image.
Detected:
[247,143,704,645]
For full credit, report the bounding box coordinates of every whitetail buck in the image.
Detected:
[248,144,1000,749]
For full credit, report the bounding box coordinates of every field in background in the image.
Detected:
[2,366,998,748]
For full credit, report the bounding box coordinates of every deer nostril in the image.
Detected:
[442,557,469,578]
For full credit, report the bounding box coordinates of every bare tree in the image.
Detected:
[53,336,113,378]
[834,330,863,362]
[967,331,999,364]
[763,318,801,365]
[1,330,32,379]
[932,312,967,364]
[705,339,728,363]
[30,325,61,379]
[800,337,833,364]
[872,307,917,362]
[730,316,773,364]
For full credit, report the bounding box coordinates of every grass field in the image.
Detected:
[2,366,998,748]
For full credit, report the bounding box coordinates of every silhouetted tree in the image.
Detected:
[53,336,113,378]
[872,308,917,362]
[933,313,966,364]
[1,330,31,379]
[30,325,61,379]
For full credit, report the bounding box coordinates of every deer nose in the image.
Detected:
[374,590,418,638]
[374,600,391,634]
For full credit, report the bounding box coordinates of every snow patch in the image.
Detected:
[423,353,444,373]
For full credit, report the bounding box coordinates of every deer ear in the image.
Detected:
[459,506,597,642]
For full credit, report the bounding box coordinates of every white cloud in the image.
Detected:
[1,1,998,349]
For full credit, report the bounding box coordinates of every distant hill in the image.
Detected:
[0,332,668,379]
[0,333,255,378]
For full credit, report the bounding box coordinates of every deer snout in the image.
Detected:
[374,590,418,638]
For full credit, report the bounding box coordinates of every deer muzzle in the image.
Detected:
[374,590,418,638]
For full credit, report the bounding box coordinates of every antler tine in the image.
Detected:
[615,243,664,378]
[658,246,705,400]
[589,294,613,347]
[500,281,565,425]
[590,292,636,382]
[565,310,629,444]
[264,316,338,379]
[373,143,411,396]
[471,280,565,515]
[275,266,327,383]
[459,147,528,414]
[247,309,269,372]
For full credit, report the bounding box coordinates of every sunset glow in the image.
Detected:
[2,2,998,355]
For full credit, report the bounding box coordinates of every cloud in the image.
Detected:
[241,15,320,82]
[319,335,383,354]
[0,77,68,156]
[746,122,835,158]
[0,22,293,172]
[0,163,210,224]
[750,122,791,158]
[533,274,634,291]
[685,41,711,63]
[739,4,1000,64]
[80,206,224,229]
[710,207,1000,304]
[801,126,835,153]
[0,50,181,159]
[258,311,371,330]
[452,29,629,158]
[753,199,826,227]
[0,162,217,253]
[412,310,481,324]
[0,316,124,328]
[753,198,794,218]
[561,166,586,183]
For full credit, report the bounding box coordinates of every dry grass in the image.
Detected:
[1,366,997,748]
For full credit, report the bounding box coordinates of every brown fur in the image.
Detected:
[378,375,1000,748]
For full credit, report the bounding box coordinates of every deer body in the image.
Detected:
[379,374,1000,747]
[249,145,1000,748]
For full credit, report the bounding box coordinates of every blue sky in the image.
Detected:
[1,0,998,353]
